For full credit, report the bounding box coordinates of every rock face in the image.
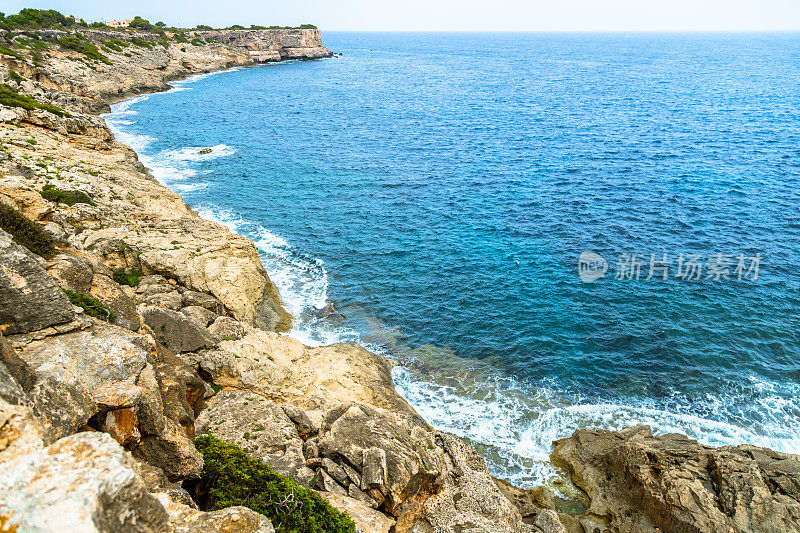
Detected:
[142,306,216,354]
[195,389,314,485]
[0,229,75,334]
[193,330,423,420]
[0,432,169,532]
[551,425,800,533]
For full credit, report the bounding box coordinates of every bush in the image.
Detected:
[190,436,356,533]
[112,268,141,287]
[0,46,24,60]
[0,202,55,258]
[129,16,156,32]
[0,84,69,116]
[1,9,74,30]
[8,70,25,84]
[57,35,110,64]
[64,289,115,321]
[40,184,94,206]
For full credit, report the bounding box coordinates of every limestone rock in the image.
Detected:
[135,416,204,481]
[317,491,395,533]
[90,273,141,330]
[158,496,274,533]
[46,252,94,293]
[0,399,49,464]
[208,315,251,342]
[181,305,218,327]
[195,389,314,485]
[0,229,75,334]
[551,425,800,533]
[142,306,215,353]
[195,330,423,420]
[0,432,169,532]
[13,321,150,439]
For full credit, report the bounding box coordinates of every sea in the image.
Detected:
[104,32,800,488]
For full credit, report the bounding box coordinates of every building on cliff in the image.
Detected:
[106,19,133,28]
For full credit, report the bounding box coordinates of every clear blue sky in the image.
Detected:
[4,0,800,32]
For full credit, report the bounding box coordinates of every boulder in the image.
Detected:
[195,330,423,421]
[195,389,314,485]
[182,290,225,314]
[141,306,215,353]
[158,496,274,533]
[551,425,800,533]
[13,322,151,439]
[0,228,75,334]
[208,315,251,342]
[147,291,183,310]
[134,417,204,481]
[150,343,206,436]
[46,252,94,293]
[90,273,141,330]
[0,399,49,464]
[317,491,395,533]
[0,432,169,532]
[181,305,217,327]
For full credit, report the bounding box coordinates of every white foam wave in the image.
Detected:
[392,365,800,488]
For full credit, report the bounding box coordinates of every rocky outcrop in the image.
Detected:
[551,425,800,533]
[0,229,75,334]
[0,432,169,532]
[192,330,423,420]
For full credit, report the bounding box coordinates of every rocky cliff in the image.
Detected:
[0,22,798,533]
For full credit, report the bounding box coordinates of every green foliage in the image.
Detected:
[0,46,24,60]
[191,436,356,533]
[190,38,204,46]
[1,8,74,30]
[40,184,94,206]
[7,70,24,84]
[129,16,156,32]
[129,37,153,49]
[0,202,56,258]
[112,268,141,287]
[156,21,166,28]
[226,25,245,30]
[57,35,111,64]
[64,289,115,321]
[298,24,318,29]
[0,84,69,117]
[195,24,213,30]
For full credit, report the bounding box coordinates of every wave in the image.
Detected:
[102,75,800,492]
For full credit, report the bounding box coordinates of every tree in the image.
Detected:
[156,21,166,27]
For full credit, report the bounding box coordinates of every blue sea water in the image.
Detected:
[105,32,800,487]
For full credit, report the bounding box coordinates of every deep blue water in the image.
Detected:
[106,32,800,487]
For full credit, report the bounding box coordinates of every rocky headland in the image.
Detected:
[1,15,798,533]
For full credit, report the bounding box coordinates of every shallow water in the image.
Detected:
[105,32,800,487]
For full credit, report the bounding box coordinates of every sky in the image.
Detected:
[4,0,800,32]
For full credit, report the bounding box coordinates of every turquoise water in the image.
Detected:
[106,32,800,487]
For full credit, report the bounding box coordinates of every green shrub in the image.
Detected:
[112,268,141,287]
[57,35,110,64]
[64,289,115,321]
[0,202,56,258]
[40,184,94,206]
[190,436,356,533]
[0,46,24,60]
[7,70,25,84]
[0,84,68,116]
[190,38,204,46]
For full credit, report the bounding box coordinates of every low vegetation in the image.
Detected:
[112,268,141,287]
[56,35,110,64]
[0,202,56,258]
[0,83,70,117]
[40,184,94,206]
[64,289,116,322]
[190,436,356,533]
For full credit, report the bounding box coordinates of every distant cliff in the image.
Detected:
[0,26,331,105]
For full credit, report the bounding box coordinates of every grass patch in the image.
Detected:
[0,84,70,117]
[190,436,356,533]
[64,289,115,321]
[112,268,141,287]
[40,184,94,206]
[0,202,55,258]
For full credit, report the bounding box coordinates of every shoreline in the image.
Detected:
[2,24,799,533]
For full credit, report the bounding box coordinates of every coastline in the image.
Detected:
[1,25,799,533]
